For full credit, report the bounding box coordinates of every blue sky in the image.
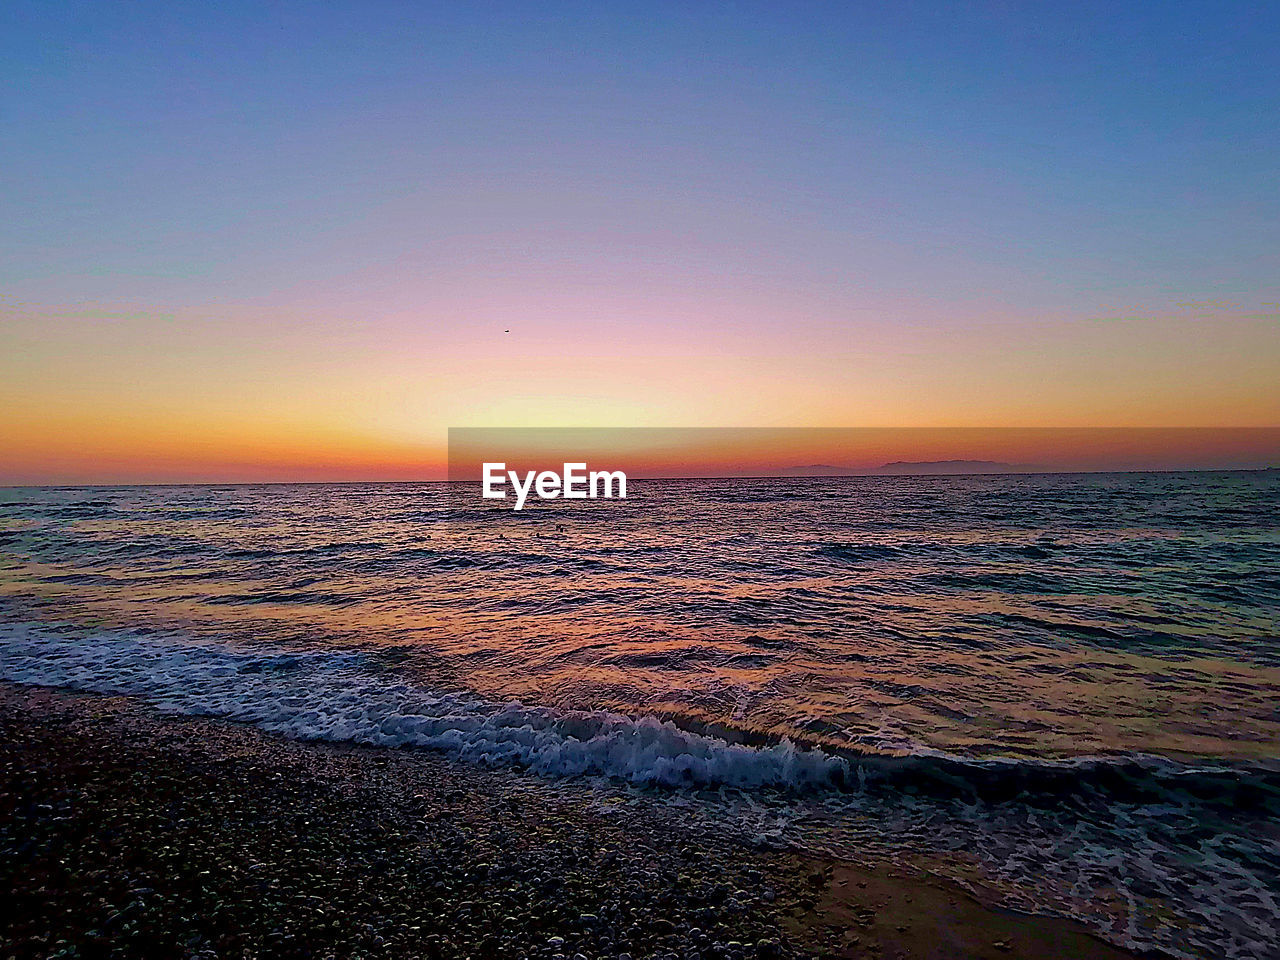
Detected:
[4,1,1276,309]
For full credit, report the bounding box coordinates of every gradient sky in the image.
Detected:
[2,2,1278,482]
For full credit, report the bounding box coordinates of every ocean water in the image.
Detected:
[1,474,1277,958]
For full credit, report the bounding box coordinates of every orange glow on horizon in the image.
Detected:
[3,303,1277,484]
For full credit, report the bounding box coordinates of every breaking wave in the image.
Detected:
[0,625,845,790]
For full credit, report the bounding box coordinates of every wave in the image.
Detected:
[0,625,846,790]
[815,542,900,562]
[203,590,367,607]
[2,624,1277,808]
[846,743,1280,812]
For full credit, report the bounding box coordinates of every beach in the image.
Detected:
[0,683,1144,960]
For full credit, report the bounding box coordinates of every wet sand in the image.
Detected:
[0,683,1143,960]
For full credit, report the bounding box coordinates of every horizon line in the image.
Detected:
[4,464,1279,489]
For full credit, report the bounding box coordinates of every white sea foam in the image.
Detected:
[0,624,846,790]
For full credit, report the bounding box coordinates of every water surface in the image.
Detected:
[1,473,1277,958]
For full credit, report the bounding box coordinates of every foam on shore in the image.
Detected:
[0,624,846,790]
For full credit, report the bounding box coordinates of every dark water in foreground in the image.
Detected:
[1,474,1277,958]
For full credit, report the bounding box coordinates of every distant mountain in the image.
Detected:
[872,459,1024,475]
[778,460,1033,477]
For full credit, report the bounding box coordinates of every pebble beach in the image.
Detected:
[0,683,1139,960]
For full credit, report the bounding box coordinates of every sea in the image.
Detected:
[1,473,1277,959]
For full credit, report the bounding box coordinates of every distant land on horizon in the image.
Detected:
[778,460,1035,476]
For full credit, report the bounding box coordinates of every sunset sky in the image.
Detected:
[2,2,1278,483]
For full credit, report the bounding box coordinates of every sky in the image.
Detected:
[2,1,1278,483]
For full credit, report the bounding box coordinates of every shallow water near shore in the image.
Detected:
[1,474,1278,958]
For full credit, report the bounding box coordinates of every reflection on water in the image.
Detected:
[1,473,1277,761]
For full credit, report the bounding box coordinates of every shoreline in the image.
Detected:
[0,683,1141,959]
